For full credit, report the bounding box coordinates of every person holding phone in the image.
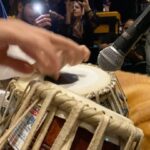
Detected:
[17,0,51,27]
[0,0,90,78]
[65,0,101,63]
[17,0,64,33]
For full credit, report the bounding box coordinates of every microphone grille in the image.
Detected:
[97,46,125,71]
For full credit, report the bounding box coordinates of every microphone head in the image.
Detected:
[97,46,125,71]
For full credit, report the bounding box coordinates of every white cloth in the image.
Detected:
[0,45,35,80]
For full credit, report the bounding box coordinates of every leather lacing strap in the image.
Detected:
[0,98,39,148]
[51,101,83,150]
[124,125,144,150]
[108,85,123,115]
[113,73,129,116]
[10,81,42,125]
[93,91,100,103]
[0,80,16,121]
[0,80,144,150]
[87,115,110,150]
[0,81,43,148]
[0,80,23,136]
[0,89,15,137]
[22,89,59,150]
[51,92,111,150]
[0,86,15,124]
[32,106,57,150]
[124,125,139,150]
[135,128,144,150]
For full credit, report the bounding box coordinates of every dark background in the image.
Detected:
[2,0,149,23]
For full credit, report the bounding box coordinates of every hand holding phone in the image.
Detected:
[49,10,64,20]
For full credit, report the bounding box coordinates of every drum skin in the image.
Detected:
[115,71,150,150]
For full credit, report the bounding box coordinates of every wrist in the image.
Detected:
[85,7,91,12]
[0,19,15,44]
[85,8,92,14]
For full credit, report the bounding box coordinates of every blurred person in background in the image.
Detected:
[17,0,65,33]
[65,0,100,45]
[121,19,146,73]
[65,0,101,64]
[48,0,66,16]
[102,0,111,12]
[18,0,50,27]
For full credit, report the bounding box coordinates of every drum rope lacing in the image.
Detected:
[85,69,116,99]
[32,106,57,149]
[22,90,60,150]
[48,82,143,150]
[0,80,24,136]
[51,101,84,150]
[0,80,143,150]
[44,82,142,150]
[0,81,43,148]
[35,84,113,150]
[0,80,18,122]
[86,72,129,116]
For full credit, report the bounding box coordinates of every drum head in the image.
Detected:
[57,64,111,96]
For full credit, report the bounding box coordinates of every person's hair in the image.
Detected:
[74,0,83,7]
[72,0,84,13]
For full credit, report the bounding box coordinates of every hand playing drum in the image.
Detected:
[0,19,90,79]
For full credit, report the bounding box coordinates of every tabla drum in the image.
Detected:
[0,80,143,150]
[46,64,128,116]
[0,74,43,136]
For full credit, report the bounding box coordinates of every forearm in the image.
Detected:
[84,4,91,13]
[66,10,71,24]
[84,11,101,30]
[0,19,13,44]
[0,19,30,45]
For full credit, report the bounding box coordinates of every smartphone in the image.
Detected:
[49,10,64,20]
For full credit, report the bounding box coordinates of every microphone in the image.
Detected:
[97,5,150,71]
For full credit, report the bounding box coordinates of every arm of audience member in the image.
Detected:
[0,19,90,79]
[82,0,102,29]
[63,0,74,38]
[82,0,91,12]
[65,0,73,24]
[34,14,52,28]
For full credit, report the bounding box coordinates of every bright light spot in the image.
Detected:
[33,3,43,14]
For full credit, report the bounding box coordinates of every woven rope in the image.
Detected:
[109,86,123,115]
[22,89,59,150]
[11,81,41,125]
[32,106,57,150]
[0,99,39,149]
[47,82,142,149]
[0,80,143,149]
[51,101,83,150]
[87,115,110,150]
[124,125,137,150]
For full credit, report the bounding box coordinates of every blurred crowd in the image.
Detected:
[2,0,150,74]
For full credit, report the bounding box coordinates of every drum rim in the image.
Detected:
[8,64,117,100]
[61,64,117,99]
